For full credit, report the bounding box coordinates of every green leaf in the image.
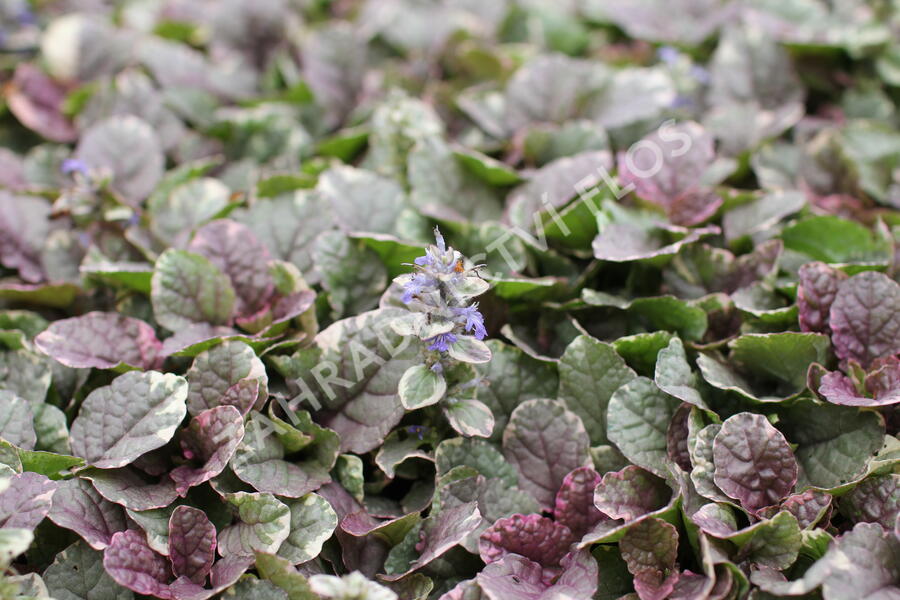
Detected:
[447,336,492,364]
[399,365,447,410]
[435,438,518,488]
[277,494,338,565]
[779,400,885,490]
[557,335,637,445]
[43,540,133,600]
[313,231,387,319]
[453,147,522,186]
[148,178,231,247]
[731,333,832,391]
[607,377,680,477]
[255,552,316,600]
[151,249,236,331]
[219,492,291,557]
[654,337,707,409]
[723,511,802,570]
[444,399,494,438]
[781,215,892,265]
[475,340,558,441]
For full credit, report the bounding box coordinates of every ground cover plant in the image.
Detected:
[0,0,899,598]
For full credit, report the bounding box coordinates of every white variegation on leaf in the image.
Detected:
[399,365,447,410]
[448,336,492,364]
[444,399,494,438]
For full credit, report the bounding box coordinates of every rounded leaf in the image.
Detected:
[69,371,188,469]
[398,365,446,410]
[712,413,798,512]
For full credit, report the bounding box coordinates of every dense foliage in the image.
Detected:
[1,1,899,599]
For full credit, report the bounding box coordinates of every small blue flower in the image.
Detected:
[430,362,443,374]
[454,304,486,340]
[414,253,434,267]
[401,273,430,304]
[427,332,457,352]
[657,46,681,65]
[61,158,89,177]
[669,94,694,109]
[17,7,36,26]
[406,425,428,440]
[689,64,710,85]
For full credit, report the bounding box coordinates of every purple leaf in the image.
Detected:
[47,477,127,549]
[393,501,482,579]
[0,471,57,530]
[268,289,316,325]
[593,465,672,522]
[311,309,419,454]
[0,391,36,450]
[103,529,172,598]
[186,341,267,417]
[666,403,694,471]
[712,413,798,512]
[840,474,899,530]
[829,271,900,367]
[690,503,738,537]
[478,513,574,568]
[34,312,162,370]
[797,262,846,334]
[818,370,872,406]
[168,506,216,585]
[5,64,77,143]
[84,467,179,511]
[620,518,680,600]
[69,371,188,469]
[617,121,721,226]
[552,466,604,537]
[0,191,50,284]
[75,116,164,205]
[777,489,832,529]
[475,549,599,600]
[188,220,275,319]
[502,399,592,510]
[865,356,900,405]
[170,406,245,495]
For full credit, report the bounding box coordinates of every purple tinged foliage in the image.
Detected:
[35,311,163,370]
[478,513,575,568]
[617,122,722,226]
[169,406,245,495]
[593,465,672,522]
[829,271,900,367]
[797,261,846,334]
[103,530,173,598]
[0,471,57,530]
[817,356,900,407]
[620,518,680,600]
[475,549,599,600]
[4,3,900,597]
[47,477,127,549]
[712,413,798,512]
[169,506,216,585]
[553,466,605,537]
